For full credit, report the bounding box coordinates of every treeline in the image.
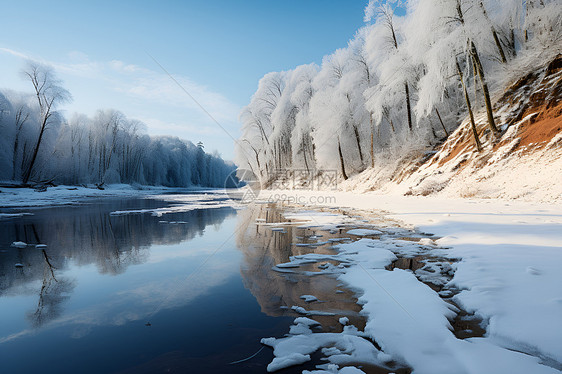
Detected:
[236,0,561,182]
[0,62,236,187]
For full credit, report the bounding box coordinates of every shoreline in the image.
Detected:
[258,189,562,373]
[2,187,560,372]
[0,184,222,209]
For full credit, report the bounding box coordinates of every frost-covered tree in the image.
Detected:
[21,61,71,184]
[234,0,562,182]
[0,89,235,188]
[289,64,318,172]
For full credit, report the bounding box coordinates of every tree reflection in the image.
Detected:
[236,204,364,331]
[0,199,236,329]
[28,250,75,328]
[22,224,76,328]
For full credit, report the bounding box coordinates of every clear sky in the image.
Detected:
[0,0,367,160]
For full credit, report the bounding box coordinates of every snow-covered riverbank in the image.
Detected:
[259,190,562,373]
[0,184,215,209]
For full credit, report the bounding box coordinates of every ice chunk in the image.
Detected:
[291,306,335,316]
[418,238,437,246]
[294,317,321,327]
[262,327,382,372]
[289,323,313,335]
[347,229,383,236]
[267,352,311,372]
[300,295,318,302]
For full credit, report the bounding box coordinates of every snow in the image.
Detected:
[109,192,237,216]
[262,319,385,372]
[291,306,335,316]
[346,229,383,236]
[283,211,356,230]
[294,317,322,327]
[0,184,176,208]
[0,213,33,219]
[260,189,562,373]
[338,267,554,374]
[300,295,318,302]
[10,241,27,248]
[303,367,365,374]
[0,186,237,217]
[266,352,311,372]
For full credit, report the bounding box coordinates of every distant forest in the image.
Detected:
[0,62,236,188]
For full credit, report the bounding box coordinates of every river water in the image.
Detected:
[0,193,367,374]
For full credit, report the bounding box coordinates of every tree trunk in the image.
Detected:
[479,1,507,63]
[457,60,483,152]
[509,29,517,57]
[435,108,449,137]
[12,137,19,181]
[22,123,46,184]
[337,137,348,180]
[302,139,310,173]
[470,41,499,134]
[353,125,364,164]
[491,29,507,63]
[405,82,413,131]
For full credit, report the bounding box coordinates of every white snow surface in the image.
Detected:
[346,229,383,236]
[0,184,174,208]
[262,320,385,372]
[261,190,562,373]
[0,212,33,219]
[109,193,235,217]
[300,295,318,302]
[0,186,237,219]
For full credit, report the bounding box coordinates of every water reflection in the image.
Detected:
[0,199,236,330]
[28,250,75,328]
[0,198,376,374]
[236,204,365,331]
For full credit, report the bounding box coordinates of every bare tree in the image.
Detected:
[21,62,71,184]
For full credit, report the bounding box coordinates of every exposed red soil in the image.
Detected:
[427,54,562,171]
[517,101,562,148]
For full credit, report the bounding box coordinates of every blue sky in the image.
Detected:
[0,0,367,160]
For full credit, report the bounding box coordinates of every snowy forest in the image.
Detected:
[236,0,562,182]
[0,62,236,188]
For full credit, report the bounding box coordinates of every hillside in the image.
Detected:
[342,53,562,202]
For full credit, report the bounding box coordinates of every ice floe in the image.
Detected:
[346,229,383,236]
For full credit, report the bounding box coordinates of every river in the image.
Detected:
[0,192,375,374]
